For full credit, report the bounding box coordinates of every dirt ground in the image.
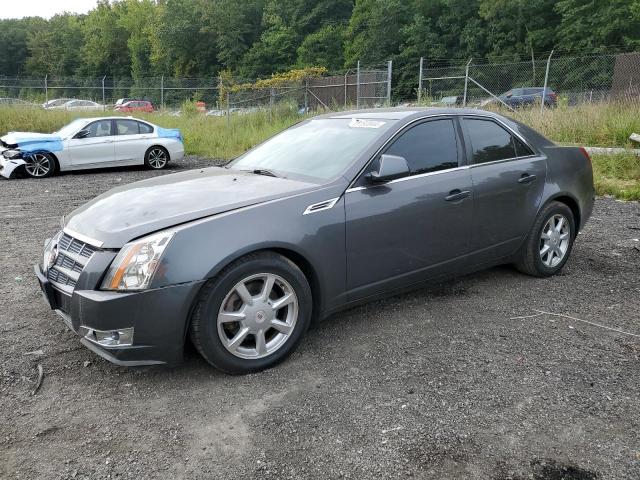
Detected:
[1,157,639,479]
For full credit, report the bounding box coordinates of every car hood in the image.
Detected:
[64,167,320,248]
[1,132,60,147]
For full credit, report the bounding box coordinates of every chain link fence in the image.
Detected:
[418,52,640,109]
[0,61,392,115]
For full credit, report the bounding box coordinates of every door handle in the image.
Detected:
[445,189,471,202]
[518,173,537,184]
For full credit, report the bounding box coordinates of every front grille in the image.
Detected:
[47,233,97,292]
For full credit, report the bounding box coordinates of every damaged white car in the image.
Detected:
[0,117,184,179]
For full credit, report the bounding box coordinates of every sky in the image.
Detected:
[0,0,98,19]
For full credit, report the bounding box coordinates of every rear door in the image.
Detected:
[67,119,116,167]
[461,116,546,260]
[113,119,149,164]
[345,117,473,299]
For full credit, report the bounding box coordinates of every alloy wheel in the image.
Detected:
[217,273,298,359]
[25,153,52,177]
[539,214,570,268]
[147,148,168,169]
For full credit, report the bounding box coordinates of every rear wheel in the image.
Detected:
[515,201,575,277]
[24,152,56,178]
[189,252,312,374]
[144,146,169,170]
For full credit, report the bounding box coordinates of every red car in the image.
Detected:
[114,100,154,113]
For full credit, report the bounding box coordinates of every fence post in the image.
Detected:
[356,61,360,109]
[344,70,348,107]
[160,75,164,110]
[102,75,106,106]
[304,79,309,112]
[463,58,472,107]
[418,57,424,103]
[269,87,275,121]
[541,50,554,113]
[226,91,230,128]
[386,60,392,105]
[44,75,48,104]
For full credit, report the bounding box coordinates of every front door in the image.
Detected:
[462,117,547,259]
[345,117,473,300]
[67,119,116,167]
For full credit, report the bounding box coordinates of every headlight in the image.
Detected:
[101,231,175,291]
[3,149,22,159]
[43,231,63,269]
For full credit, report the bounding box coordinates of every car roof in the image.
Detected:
[74,116,152,123]
[318,106,506,121]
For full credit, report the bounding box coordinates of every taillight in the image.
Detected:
[579,147,592,167]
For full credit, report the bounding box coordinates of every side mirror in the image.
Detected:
[74,129,90,139]
[367,154,410,183]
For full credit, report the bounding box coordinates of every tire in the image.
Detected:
[24,152,56,178]
[515,201,576,277]
[144,146,169,170]
[189,252,313,374]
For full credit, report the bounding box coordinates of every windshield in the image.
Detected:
[228,118,392,181]
[56,119,88,138]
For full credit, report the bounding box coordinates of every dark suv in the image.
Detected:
[499,88,558,107]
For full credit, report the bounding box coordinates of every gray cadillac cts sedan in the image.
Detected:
[35,108,594,374]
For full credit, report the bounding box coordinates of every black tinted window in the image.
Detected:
[514,136,534,157]
[465,119,516,164]
[116,119,140,135]
[385,119,458,175]
[138,122,153,134]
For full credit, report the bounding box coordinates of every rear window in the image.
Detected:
[138,122,153,134]
[116,119,140,135]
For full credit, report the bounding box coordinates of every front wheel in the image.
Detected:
[189,252,312,374]
[24,152,56,178]
[515,201,576,277]
[144,146,169,170]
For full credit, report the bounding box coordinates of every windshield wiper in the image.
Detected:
[251,168,279,178]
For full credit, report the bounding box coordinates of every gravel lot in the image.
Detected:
[1,157,639,479]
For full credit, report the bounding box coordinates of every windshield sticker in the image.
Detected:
[349,118,386,129]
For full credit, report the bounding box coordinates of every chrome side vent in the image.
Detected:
[303,197,340,215]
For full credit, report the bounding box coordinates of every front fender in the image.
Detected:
[150,187,348,315]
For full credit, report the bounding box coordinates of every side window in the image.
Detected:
[116,119,140,135]
[138,122,153,134]
[85,120,113,138]
[514,136,534,157]
[465,118,517,164]
[384,119,459,175]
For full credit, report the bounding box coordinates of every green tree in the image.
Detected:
[297,24,346,70]
[82,0,130,77]
[343,0,411,67]
[555,0,640,52]
[26,14,85,76]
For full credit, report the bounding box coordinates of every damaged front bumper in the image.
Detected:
[0,153,26,179]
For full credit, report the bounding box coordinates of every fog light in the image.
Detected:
[79,327,134,347]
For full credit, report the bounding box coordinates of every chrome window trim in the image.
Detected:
[303,197,341,215]
[346,165,470,193]
[63,227,104,248]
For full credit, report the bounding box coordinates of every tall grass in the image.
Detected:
[0,104,303,159]
[507,101,640,148]
[0,102,638,200]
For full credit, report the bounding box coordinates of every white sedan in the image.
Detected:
[48,100,105,111]
[0,117,184,179]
